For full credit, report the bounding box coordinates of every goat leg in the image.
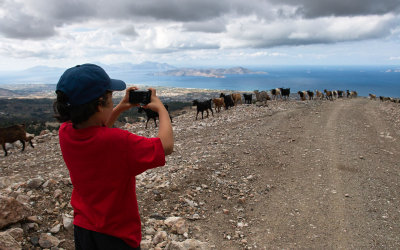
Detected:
[2,144,7,156]
[20,139,26,152]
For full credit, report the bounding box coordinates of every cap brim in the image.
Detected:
[109,79,126,91]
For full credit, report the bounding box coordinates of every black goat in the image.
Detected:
[192,99,213,120]
[138,104,171,129]
[243,93,252,104]
[306,90,314,100]
[220,93,234,109]
[280,88,290,100]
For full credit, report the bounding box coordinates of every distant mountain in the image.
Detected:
[157,67,267,78]
[0,61,179,85]
[0,87,18,97]
[0,62,262,84]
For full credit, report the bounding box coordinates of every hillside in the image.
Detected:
[1,97,400,249]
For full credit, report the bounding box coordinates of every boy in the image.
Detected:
[54,64,173,249]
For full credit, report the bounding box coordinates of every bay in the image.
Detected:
[124,66,400,98]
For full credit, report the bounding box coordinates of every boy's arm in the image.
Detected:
[105,87,138,128]
[144,89,174,155]
[156,106,174,155]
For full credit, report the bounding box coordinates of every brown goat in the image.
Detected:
[212,97,225,113]
[369,94,376,100]
[0,124,34,156]
[315,90,323,100]
[324,89,333,101]
[231,93,242,105]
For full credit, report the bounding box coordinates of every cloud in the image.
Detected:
[222,14,398,48]
[0,0,400,68]
[274,0,400,18]
[119,25,139,37]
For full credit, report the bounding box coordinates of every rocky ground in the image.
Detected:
[1,97,400,249]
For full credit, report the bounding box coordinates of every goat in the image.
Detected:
[231,93,242,105]
[315,90,323,100]
[212,97,225,113]
[138,104,172,129]
[243,93,253,104]
[369,94,376,100]
[280,88,290,100]
[192,99,213,120]
[332,90,338,99]
[0,124,34,156]
[324,89,333,101]
[271,88,281,100]
[306,90,314,100]
[380,96,391,102]
[220,93,234,109]
[253,90,269,106]
[298,91,307,101]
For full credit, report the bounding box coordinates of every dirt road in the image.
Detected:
[163,98,400,249]
[1,97,399,249]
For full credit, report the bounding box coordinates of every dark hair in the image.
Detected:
[53,90,110,125]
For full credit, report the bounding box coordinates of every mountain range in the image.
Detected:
[0,62,264,84]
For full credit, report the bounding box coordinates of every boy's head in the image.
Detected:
[54,64,126,124]
[56,64,126,106]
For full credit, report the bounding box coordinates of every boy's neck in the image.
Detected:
[74,115,104,129]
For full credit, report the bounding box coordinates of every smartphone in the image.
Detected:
[129,89,151,104]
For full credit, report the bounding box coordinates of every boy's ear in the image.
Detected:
[97,98,104,112]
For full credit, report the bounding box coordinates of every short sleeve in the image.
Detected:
[125,134,165,176]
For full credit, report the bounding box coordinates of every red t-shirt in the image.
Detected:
[58,122,165,248]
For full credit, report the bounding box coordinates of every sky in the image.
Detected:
[0,0,400,71]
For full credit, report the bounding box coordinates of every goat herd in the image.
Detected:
[192,88,363,120]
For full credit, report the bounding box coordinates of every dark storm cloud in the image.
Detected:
[0,13,56,39]
[273,0,400,17]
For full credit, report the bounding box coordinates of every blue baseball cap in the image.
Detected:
[56,64,126,106]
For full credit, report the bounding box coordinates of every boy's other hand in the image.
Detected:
[143,88,165,113]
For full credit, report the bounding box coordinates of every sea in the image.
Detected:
[123,66,400,98]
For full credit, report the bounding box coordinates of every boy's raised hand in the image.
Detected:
[143,88,165,113]
[117,86,139,111]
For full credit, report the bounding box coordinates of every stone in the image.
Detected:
[6,228,24,241]
[166,239,209,250]
[164,217,188,235]
[140,239,153,250]
[0,231,21,249]
[16,194,30,205]
[53,189,62,199]
[27,177,45,189]
[62,214,73,231]
[0,195,31,229]
[152,231,167,244]
[39,233,60,248]
[50,223,61,234]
